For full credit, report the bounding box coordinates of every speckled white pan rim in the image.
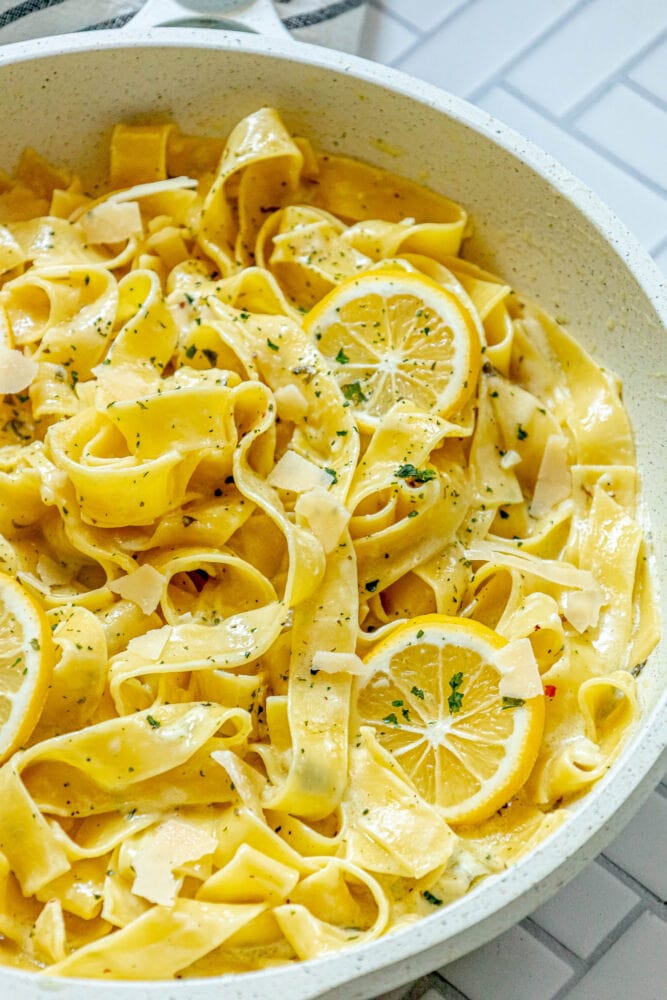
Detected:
[0,26,664,1000]
[1,26,664,319]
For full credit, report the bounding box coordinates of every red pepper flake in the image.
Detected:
[544,684,557,698]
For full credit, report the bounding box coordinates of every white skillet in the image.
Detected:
[0,2,664,997]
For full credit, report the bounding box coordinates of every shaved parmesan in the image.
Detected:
[127,625,172,661]
[274,383,309,422]
[311,650,368,677]
[131,819,218,906]
[0,225,25,274]
[268,450,335,492]
[211,749,266,815]
[92,362,161,406]
[499,449,521,470]
[465,539,600,593]
[0,348,38,393]
[108,564,166,614]
[493,638,543,699]
[107,175,198,204]
[36,554,71,587]
[531,435,571,517]
[561,587,605,633]
[82,200,143,245]
[295,486,350,553]
[566,735,605,770]
[32,898,66,964]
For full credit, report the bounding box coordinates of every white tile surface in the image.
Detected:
[531,860,640,958]
[654,242,667,276]
[478,85,667,248]
[393,0,582,97]
[505,0,667,115]
[376,986,416,1000]
[565,910,667,1000]
[603,791,667,900]
[575,83,667,190]
[439,924,575,1000]
[376,0,466,33]
[362,5,419,64]
[630,38,667,104]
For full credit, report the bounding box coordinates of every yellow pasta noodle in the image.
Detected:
[0,106,659,980]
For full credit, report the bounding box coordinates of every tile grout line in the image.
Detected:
[430,970,473,999]
[385,2,478,63]
[387,0,593,81]
[367,0,421,40]
[370,0,667,214]
[545,902,653,1000]
[520,915,586,973]
[562,119,666,201]
[597,851,666,906]
[490,79,667,206]
[576,23,667,119]
[551,26,667,125]
[621,74,667,115]
[372,0,471,45]
[462,0,598,105]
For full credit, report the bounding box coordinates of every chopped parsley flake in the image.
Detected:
[448,671,464,714]
[422,890,443,906]
[501,696,526,709]
[396,463,436,484]
[342,381,368,405]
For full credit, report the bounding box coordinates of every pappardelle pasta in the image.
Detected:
[0,108,659,979]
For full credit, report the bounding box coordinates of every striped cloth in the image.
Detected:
[0,0,369,51]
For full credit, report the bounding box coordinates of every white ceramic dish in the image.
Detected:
[0,3,665,997]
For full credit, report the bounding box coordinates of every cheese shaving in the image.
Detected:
[267,450,335,492]
[311,651,368,677]
[273,383,309,422]
[0,224,25,274]
[499,449,521,469]
[108,564,166,614]
[211,749,266,816]
[92,362,161,406]
[36,555,71,587]
[561,587,605,633]
[294,486,350,553]
[0,348,38,393]
[81,201,143,245]
[107,176,198,204]
[131,819,218,906]
[493,638,543,699]
[127,625,172,661]
[531,434,571,517]
[465,539,600,593]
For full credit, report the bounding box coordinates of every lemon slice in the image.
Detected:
[304,269,481,428]
[0,572,54,763]
[357,614,545,825]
